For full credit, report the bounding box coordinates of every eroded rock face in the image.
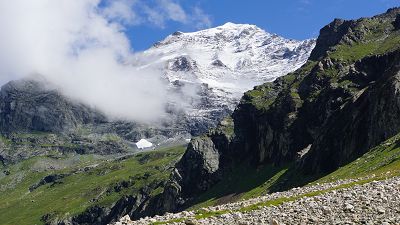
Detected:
[151,119,234,213]
[169,56,198,72]
[154,136,223,213]
[233,49,400,174]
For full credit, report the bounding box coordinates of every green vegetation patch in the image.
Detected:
[329,17,400,62]
[243,61,318,111]
[0,146,186,225]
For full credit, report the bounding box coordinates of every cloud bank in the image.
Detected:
[0,0,210,123]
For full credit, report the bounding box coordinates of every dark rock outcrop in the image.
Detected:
[177,137,221,194]
[29,173,69,192]
[42,183,162,225]
[300,51,400,173]
[169,56,197,72]
[393,14,400,29]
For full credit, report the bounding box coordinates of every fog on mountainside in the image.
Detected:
[0,0,172,123]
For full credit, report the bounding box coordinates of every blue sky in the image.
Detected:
[118,0,400,51]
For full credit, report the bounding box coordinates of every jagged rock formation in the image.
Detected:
[150,7,400,214]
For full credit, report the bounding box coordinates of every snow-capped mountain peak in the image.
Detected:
[134,23,316,135]
[145,22,315,90]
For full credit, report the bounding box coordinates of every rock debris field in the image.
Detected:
[112,176,400,225]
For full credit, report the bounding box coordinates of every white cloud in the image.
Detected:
[192,6,212,29]
[143,4,169,28]
[101,0,140,26]
[158,0,188,23]
[0,0,174,123]
[101,0,212,29]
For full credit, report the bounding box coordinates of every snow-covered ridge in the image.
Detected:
[133,23,316,134]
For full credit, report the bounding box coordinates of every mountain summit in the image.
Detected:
[135,23,315,134]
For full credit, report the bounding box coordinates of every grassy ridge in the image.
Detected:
[329,18,400,62]
[0,146,186,225]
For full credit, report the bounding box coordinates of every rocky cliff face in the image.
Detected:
[152,7,400,214]
[300,51,400,173]
[0,77,106,133]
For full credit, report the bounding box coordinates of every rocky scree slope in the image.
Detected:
[114,176,400,225]
[146,7,400,214]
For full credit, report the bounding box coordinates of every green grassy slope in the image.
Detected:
[0,146,186,225]
[329,18,400,62]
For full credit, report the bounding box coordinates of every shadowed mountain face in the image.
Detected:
[151,7,400,214]
[0,78,106,133]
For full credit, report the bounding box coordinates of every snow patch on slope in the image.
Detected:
[135,139,153,149]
